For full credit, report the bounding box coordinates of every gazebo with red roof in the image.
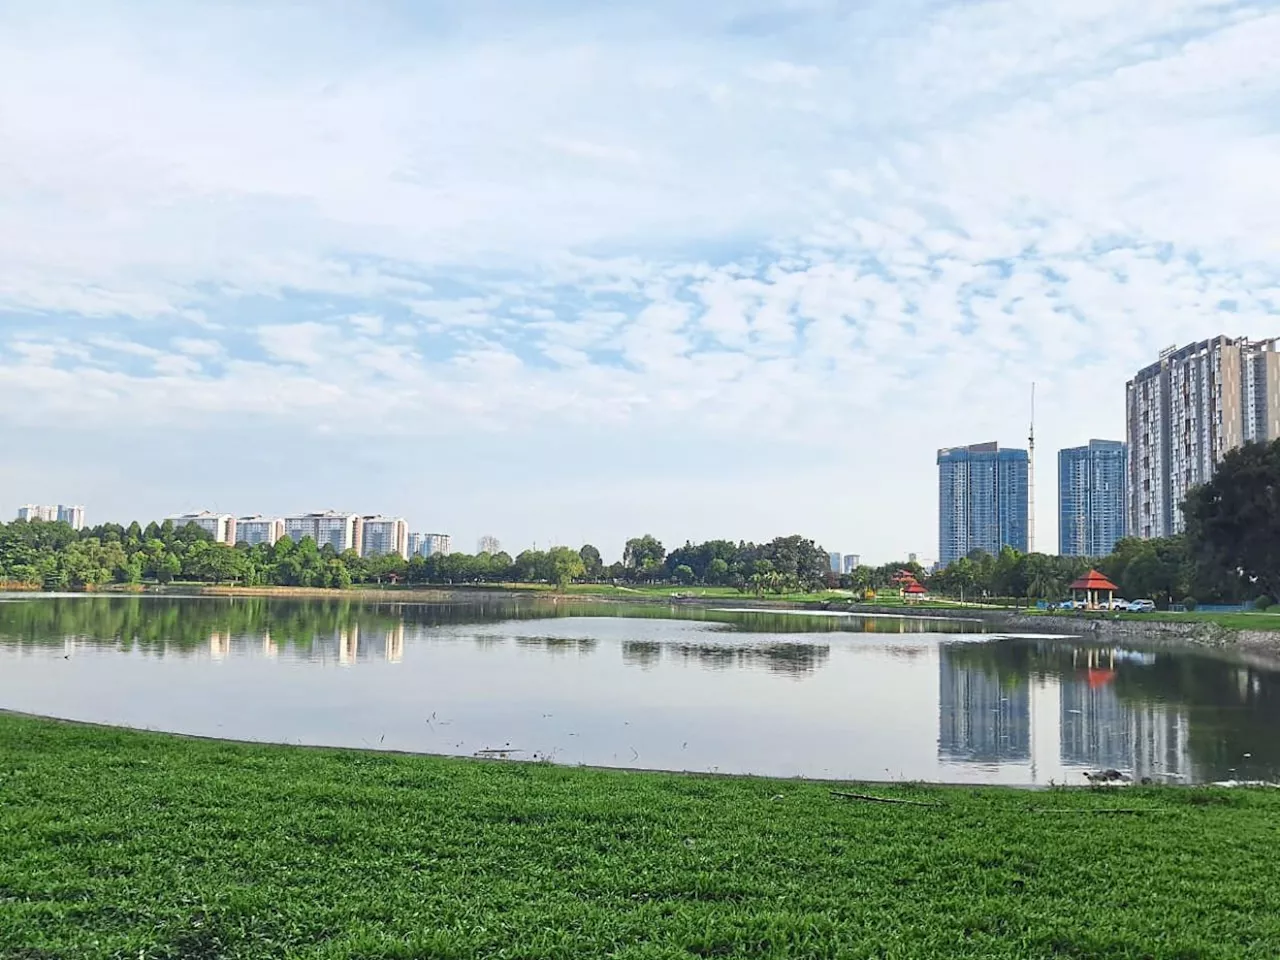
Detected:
[1069,570,1118,610]
[903,581,929,603]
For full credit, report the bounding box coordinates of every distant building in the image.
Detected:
[56,505,86,531]
[1059,441,1128,557]
[361,516,409,559]
[842,554,861,574]
[283,511,360,553]
[236,516,285,547]
[169,511,236,545]
[410,533,451,557]
[828,552,842,574]
[477,535,501,555]
[1127,337,1280,539]
[937,442,1029,567]
[17,504,85,530]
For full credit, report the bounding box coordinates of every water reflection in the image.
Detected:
[935,643,1242,783]
[0,596,1277,784]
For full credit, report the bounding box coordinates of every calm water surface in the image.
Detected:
[0,595,1276,785]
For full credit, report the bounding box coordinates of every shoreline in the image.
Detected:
[0,708,1155,790]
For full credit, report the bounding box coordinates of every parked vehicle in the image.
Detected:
[1106,598,1129,611]
[1127,599,1157,613]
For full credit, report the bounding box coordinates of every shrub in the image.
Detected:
[1255,595,1274,611]
[1182,596,1198,612]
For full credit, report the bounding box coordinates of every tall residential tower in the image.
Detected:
[937,442,1029,567]
[1058,441,1128,557]
[1126,337,1280,538]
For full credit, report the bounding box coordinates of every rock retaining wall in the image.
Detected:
[992,612,1280,662]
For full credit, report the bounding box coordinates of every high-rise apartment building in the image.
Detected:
[17,505,57,523]
[843,554,861,573]
[477,535,501,555]
[56,505,86,530]
[1126,337,1280,538]
[937,442,1029,567]
[236,516,285,547]
[1058,441,1128,557]
[169,511,236,545]
[283,512,360,553]
[410,533,452,557]
[361,516,409,559]
[828,552,842,574]
[17,504,86,530]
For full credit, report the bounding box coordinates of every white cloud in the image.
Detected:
[2,0,1279,558]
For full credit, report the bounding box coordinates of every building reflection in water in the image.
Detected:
[938,655,1030,764]
[321,622,407,665]
[209,631,231,661]
[338,625,359,666]
[938,644,1192,783]
[1059,647,1190,781]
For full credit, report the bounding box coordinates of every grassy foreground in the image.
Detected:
[2,717,1279,959]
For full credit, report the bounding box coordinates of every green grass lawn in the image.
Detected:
[2,715,1279,958]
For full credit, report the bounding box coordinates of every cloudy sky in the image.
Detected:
[2,0,1278,563]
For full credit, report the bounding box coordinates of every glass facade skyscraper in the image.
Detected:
[1058,440,1128,557]
[937,442,1029,567]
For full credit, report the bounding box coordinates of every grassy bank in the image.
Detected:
[2,716,1279,958]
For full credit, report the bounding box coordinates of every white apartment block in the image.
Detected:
[169,511,237,545]
[283,512,361,554]
[57,505,86,530]
[409,532,452,557]
[236,516,285,547]
[361,516,409,559]
[17,505,57,523]
[1127,337,1280,538]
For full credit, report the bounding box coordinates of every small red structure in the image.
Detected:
[903,581,929,603]
[1069,570,1118,610]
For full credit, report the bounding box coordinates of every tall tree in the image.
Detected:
[623,535,666,571]
[1184,440,1280,599]
[578,544,603,579]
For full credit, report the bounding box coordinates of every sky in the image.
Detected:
[2,0,1279,564]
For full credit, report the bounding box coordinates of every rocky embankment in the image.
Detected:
[991,611,1280,662]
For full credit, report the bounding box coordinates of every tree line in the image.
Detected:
[0,519,833,593]
[4,437,1276,600]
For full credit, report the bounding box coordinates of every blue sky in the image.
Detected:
[2,0,1279,562]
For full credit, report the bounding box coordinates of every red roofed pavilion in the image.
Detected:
[1069,570,1119,610]
[903,581,929,603]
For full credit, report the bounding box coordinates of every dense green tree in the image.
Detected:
[1184,439,1280,600]
[578,544,603,579]
[547,546,586,591]
[623,535,666,572]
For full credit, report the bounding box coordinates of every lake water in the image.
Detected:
[0,595,1276,785]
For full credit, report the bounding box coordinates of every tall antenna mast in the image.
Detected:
[1028,382,1037,554]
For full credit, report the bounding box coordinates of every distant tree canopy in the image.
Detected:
[0,520,833,594]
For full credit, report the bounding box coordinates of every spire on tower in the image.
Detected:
[1028,382,1037,554]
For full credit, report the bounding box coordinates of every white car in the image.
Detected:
[1106,598,1129,611]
